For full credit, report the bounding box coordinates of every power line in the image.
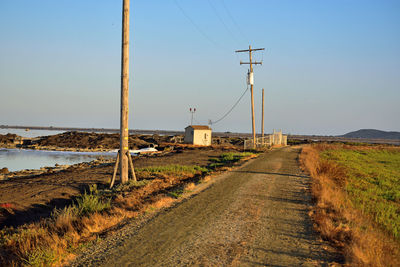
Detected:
[193,118,202,125]
[210,84,249,125]
[173,0,222,49]
[207,0,241,46]
[220,0,248,43]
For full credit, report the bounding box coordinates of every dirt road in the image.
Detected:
[73,147,342,266]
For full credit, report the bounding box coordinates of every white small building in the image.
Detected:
[184,125,212,146]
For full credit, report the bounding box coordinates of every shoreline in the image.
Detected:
[0,143,116,152]
[0,147,163,179]
[0,157,115,181]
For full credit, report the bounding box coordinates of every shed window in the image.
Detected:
[204,133,207,139]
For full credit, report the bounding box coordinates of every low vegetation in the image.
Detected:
[0,152,256,266]
[136,165,209,178]
[208,152,256,169]
[321,147,400,239]
[300,144,400,266]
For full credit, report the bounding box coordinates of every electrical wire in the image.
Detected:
[211,84,249,125]
[172,1,258,126]
[173,0,222,50]
[193,118,202,125]
[207,0,241,46]
[220,0,248,43]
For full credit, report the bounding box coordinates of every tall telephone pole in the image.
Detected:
[235,45,264,148]
[261,88,265,137]
[120,0,130,184]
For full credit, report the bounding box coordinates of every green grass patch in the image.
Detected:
[321,148,400,239]
[136,165,208,176]
[167,188,184,199]
[75,192,111,216]
[52,185,111,219]
[208,152,255,169]
[23,248,58,267]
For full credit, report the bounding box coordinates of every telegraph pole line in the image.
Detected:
[262,88,265,137]
[235,45,264,148]
[120,0,130,184]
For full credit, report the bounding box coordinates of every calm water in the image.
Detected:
[0,149,115,172]
[0,129,65,138]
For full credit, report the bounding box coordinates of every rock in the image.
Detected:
[0,167,9,174]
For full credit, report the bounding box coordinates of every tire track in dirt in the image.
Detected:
[73,147,342,266]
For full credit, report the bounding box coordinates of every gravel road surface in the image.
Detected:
[72,147,342,266]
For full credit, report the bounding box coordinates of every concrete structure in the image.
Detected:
[184,125,212,146]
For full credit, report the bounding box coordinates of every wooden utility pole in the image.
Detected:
[235,45,264,148]
[261,88,264,137]
[120,0,130,184]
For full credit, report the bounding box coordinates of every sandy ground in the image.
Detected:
[71,147,343,266]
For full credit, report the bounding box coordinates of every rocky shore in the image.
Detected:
[0,131,244,152]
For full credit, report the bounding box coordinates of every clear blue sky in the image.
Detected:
[1,0,399,135]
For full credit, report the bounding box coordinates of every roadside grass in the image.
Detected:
[208,152,256,169]
[166,182,196,199]
[0,152,257,266]
[136,165,209,179]
[167,188,184,199]
[113,179,151,192]
[321,148,400,239]
[300,144,400,266]
[0,184,112,266]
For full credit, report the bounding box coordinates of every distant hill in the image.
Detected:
[341,129,400,140]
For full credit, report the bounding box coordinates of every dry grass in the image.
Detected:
[300,144,400,266]
[184,182,196,191]
[145,196,175,211]
[202,176,211,183]
[0,168,199,266]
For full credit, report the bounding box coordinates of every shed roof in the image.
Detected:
[185,125,211,130]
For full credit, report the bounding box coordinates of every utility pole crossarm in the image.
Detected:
[240,61,262,65]
[235,48,265,53]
